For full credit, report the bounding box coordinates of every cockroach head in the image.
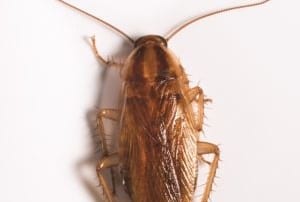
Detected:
[134,35,167,48]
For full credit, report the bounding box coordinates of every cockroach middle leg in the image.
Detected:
[90,36,124,67]
[197,141,220,202]
[96,153,119,202]
[96,109,120,154]
[97,109,120,194]
[187,86,206,131]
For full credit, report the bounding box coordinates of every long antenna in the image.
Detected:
[57,0,134,44]
[165,0,271,41]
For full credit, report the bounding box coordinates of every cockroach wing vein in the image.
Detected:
[119,79,199,202]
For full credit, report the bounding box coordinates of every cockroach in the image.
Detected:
[58,1,271,201]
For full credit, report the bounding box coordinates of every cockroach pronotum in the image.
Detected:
[58,1,271,201]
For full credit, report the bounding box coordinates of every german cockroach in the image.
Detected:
[58,1,271,201]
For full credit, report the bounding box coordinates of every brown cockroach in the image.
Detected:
[58,1,271,201]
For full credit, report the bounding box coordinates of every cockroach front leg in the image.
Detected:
[96,153,119,202]
[97,109,120,193]
[197,141,220,202]
[90,36,123,67]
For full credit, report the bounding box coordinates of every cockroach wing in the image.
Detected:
[119,80,199,202]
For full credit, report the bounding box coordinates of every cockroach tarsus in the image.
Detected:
[58,1,271,201]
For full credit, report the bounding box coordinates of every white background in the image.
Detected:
[0,0,299,202]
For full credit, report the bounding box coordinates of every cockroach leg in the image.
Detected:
[90,36,107,65]
[198,156,212,166]
[197,141,220,202]
[90,36,123,67]
[96,153,119,202]
[97,109,120,193]
[187,87,205,131]
[96,108,120,154]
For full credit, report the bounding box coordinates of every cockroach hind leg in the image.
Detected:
[197,141,220,202]
[96,108,120,194]
[90,36,124,67]
[96,153,119,202]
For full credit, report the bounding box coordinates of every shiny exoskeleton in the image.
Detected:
[121,35,219,202]
[97,36,219,202]
[58,0,271,201]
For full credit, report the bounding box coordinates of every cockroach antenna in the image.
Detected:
[165,0,271,41]
[58,0,270,43]
[57,0,135,44]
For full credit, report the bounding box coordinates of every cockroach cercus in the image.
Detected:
[58,1,271,201]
